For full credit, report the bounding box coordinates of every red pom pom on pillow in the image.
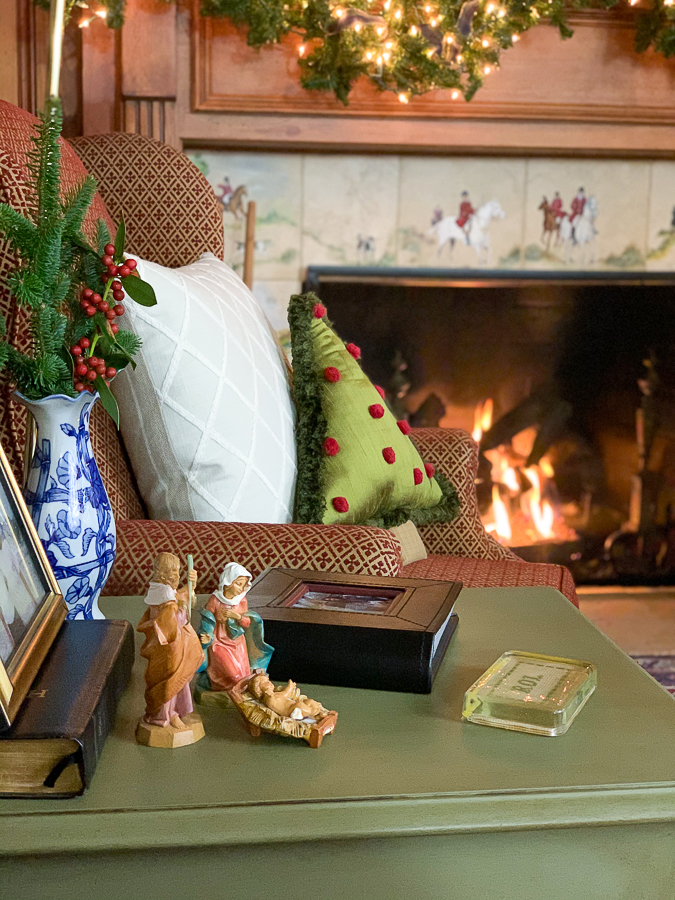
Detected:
[369,404,385,419]
[424,462,436,478]
[324,366,341,383]
[324,438,340,456]
[313,303,327,318]
[397,420,411,435]
[375,385,385,399]
[413,468,424,485]
[382,447,396,464]
[332,497,349,513]
[346,343,361,359]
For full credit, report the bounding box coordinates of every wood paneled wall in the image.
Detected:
[2,0,675,156]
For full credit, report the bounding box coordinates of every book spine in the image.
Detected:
[78,624,135,790]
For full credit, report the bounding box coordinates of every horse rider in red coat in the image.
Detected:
[550,191,565,220]
[457,191,475,244]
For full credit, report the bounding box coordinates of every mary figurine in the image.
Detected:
[197,563,274,693]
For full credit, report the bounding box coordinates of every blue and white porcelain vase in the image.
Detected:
[15,391,116,620]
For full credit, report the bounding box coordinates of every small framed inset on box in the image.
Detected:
[247,568,462,693]
[0,443,66,728]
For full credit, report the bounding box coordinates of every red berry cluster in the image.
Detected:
[101,243,137,282]
[78,243,137,332]
[70,338,117,394]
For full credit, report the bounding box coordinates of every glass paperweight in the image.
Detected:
[462,651,596,736]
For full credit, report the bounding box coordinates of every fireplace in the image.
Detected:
[304,267,675,585]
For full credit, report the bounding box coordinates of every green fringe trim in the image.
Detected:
[289,291,461,528]
[362,468,460,529]
[289,292,328,524]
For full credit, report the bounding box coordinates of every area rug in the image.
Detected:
[631,656,675,694]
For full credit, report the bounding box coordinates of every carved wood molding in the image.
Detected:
[192,2,675,126]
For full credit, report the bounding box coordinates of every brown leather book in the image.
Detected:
[0,620,134,798]
[247,568,461,693]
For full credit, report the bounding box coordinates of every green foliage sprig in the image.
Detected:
[0,97,156,426]
[0,98,90,400]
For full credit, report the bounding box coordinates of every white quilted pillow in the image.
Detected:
[112,254,297,523]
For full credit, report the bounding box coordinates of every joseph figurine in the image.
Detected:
[136,552,205,746]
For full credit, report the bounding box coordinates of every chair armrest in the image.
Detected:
[104,520,402,596]
[411,427,518,560]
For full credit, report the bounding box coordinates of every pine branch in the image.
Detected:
[0,205,39,257]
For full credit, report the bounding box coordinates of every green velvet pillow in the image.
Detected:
[289,293,460,527]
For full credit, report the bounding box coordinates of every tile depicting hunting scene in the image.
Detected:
[646,162,675,270]
[397,157,526,269]
[522,159,651,270]
[301,154,400,269]
[187,151,303,282]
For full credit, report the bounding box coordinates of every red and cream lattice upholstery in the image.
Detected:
[401,556,579,606]
[412,427,518,560]
[105,520,403,596]
[69,133,224,268]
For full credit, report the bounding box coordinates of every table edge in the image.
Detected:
[4,783,675,857]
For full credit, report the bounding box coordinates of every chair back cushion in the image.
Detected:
[69,133,224,268]
[0,101,145,520]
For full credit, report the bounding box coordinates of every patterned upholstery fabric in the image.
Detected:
[104,520,403,596]
[69,133,224,268]
[401,556,579,607]
[0,102,146,519]
[413,427,519,560]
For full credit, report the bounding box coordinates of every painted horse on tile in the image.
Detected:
[559,195,598,263]
[216,183,248,220]
[538,197,562,250]
[429,199,506,265]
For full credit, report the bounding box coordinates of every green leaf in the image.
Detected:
[95,375,120,428]
[114,214,126,262]
[123,274,156,307]
[104,353,131,372]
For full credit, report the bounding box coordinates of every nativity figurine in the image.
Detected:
[196,562,274,696]
[248,674,325,720]
[135,552,205,748]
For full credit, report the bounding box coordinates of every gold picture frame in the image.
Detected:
[0,442,66,729]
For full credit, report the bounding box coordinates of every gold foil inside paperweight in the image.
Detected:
[462,651,597,736]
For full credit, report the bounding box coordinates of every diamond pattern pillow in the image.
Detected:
[112,254,297,523]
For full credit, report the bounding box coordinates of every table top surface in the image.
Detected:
[3,585,675,857]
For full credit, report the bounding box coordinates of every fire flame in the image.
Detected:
[472,398,493,443]
[474,399,576,546]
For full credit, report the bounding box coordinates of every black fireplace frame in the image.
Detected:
[304,266,675,292]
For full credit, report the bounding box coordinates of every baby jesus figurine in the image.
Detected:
[136,552,205,748]
[248,673,324,721]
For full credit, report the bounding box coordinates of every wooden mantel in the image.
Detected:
[73,0,675,157]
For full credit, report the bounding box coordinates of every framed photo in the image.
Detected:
[0,442,66,729]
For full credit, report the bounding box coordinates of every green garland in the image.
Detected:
[288,291,460,528]
[41,0,675,104]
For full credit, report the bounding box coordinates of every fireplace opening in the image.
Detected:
[305,268,675,585]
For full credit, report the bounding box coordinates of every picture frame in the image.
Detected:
[247,568,462,693]
[0,442,66,729]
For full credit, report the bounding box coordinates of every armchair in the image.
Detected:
[0,100,578,606]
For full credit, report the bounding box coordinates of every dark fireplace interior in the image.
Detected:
[308,271,675,585]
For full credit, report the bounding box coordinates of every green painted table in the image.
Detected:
[3,587,675,900]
